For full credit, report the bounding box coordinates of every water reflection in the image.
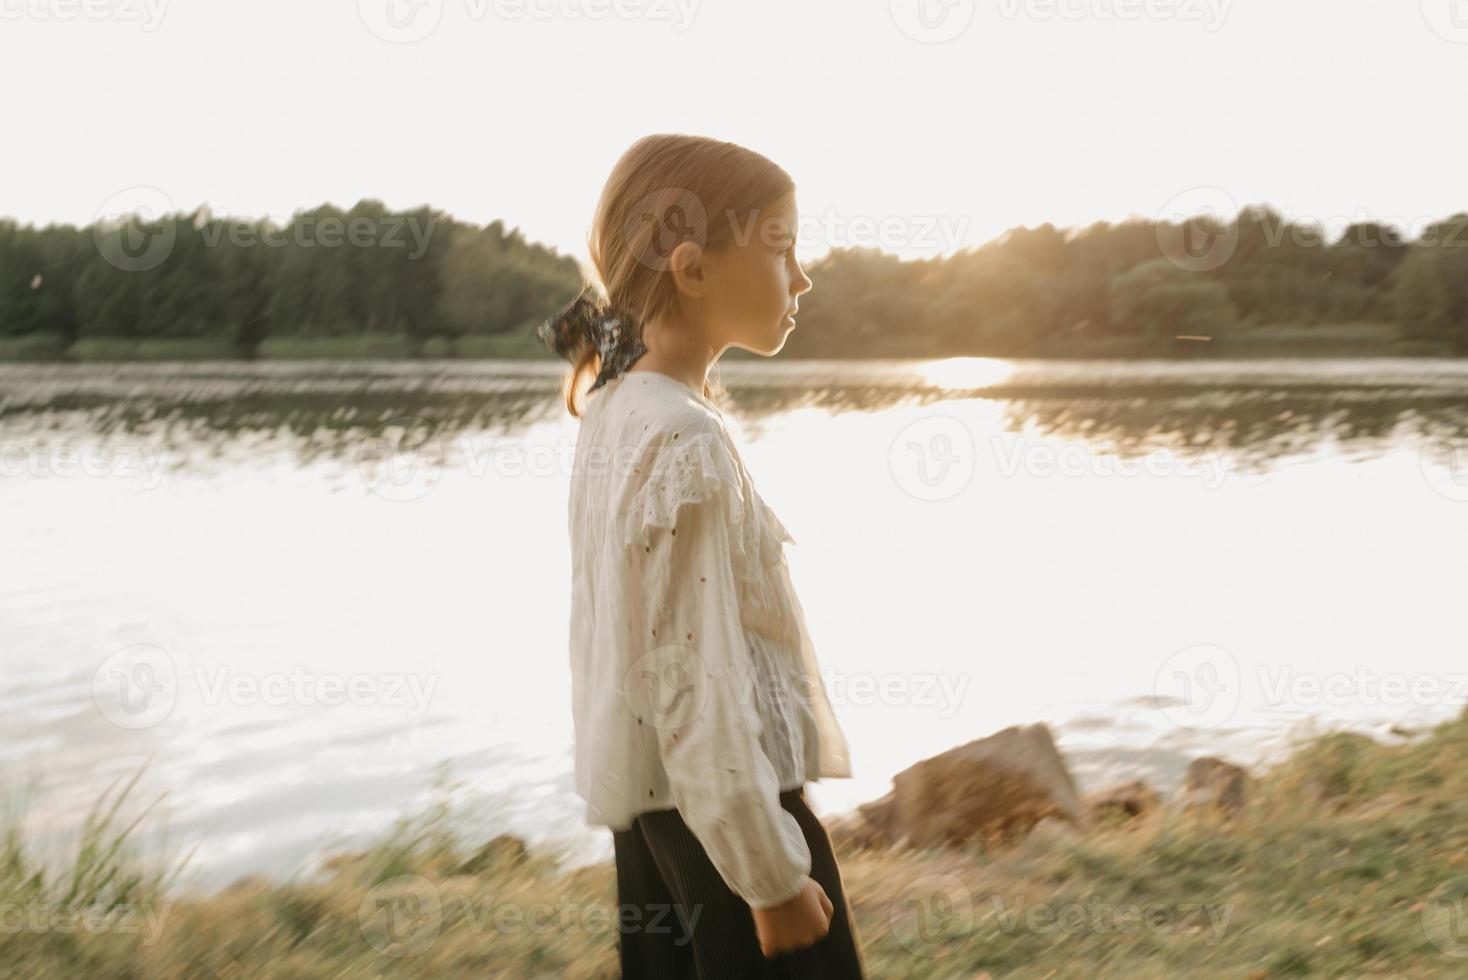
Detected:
[1001,389,1468,472]
[4,359,1467,474]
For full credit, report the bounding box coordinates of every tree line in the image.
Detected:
[781,208,1468,358]
[0,200,583,352]
[1,201,1465,357]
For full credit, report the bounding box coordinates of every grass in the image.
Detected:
[63,337,243,361]
[0,334,69,360]
[1208,320,1455,357]
[0,322,1459,363]
[0,329,550,363]
[254,334,421,359]
[4,710,1468,977]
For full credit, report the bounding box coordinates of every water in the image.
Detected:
[3,357,1467,894]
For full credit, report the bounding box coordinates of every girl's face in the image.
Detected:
[698,194,812,356]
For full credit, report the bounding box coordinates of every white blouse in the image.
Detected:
[565,368,852,910]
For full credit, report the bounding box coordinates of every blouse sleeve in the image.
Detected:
[622,426,813,911]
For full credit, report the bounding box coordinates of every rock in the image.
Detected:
[457,834,530,876]
[825,813,878,853]
[1084,779,1161,825]
[885,723,1086,849]
[855,791,897,837]
[1026,815,1083,848]
[824,790,899,853]
[1177,757,1247,816]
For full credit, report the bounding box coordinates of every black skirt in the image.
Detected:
[611,786,867,979]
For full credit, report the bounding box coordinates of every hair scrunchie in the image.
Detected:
[536,290,649,392]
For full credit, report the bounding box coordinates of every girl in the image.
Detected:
[540,134,867,979]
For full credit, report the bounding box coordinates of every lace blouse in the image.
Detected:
[565,369,852,910]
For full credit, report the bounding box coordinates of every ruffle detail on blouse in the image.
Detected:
[622,429,746,551]
[758,499,796,554]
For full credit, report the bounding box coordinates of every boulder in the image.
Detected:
[879,723,1086,849]
[825,813,879,853]
[1177,757,1247,816]
[1084,779,1161,825]
[1026,815,1083,848]
[825,790,899,852]
[457,834,530,876]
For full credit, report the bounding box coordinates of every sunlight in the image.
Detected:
[915,357,1016,391]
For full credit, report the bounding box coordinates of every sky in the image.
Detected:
[2,0,1464,267]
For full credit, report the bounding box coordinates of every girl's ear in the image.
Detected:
[668,240,708,298]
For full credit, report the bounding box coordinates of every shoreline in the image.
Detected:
[0,323,1458,364]
[5,706,1466,977]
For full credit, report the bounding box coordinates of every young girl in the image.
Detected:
[540,134,867,978]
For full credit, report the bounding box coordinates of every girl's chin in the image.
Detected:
[739,320,796,356]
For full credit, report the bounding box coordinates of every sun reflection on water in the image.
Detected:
[915,357,1016,390]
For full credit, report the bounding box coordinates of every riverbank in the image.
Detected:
[0,321,1457,363]
[4,708,1466,978]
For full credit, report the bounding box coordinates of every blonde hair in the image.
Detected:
[549,134,795,418]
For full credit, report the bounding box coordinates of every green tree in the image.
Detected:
[1393,215,1468,351]
[1109,259,1239,339]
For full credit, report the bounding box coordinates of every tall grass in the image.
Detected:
[2,710,1466,977]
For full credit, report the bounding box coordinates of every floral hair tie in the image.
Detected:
[537,291,648,392]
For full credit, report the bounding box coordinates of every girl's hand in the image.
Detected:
[751,876,834,958]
